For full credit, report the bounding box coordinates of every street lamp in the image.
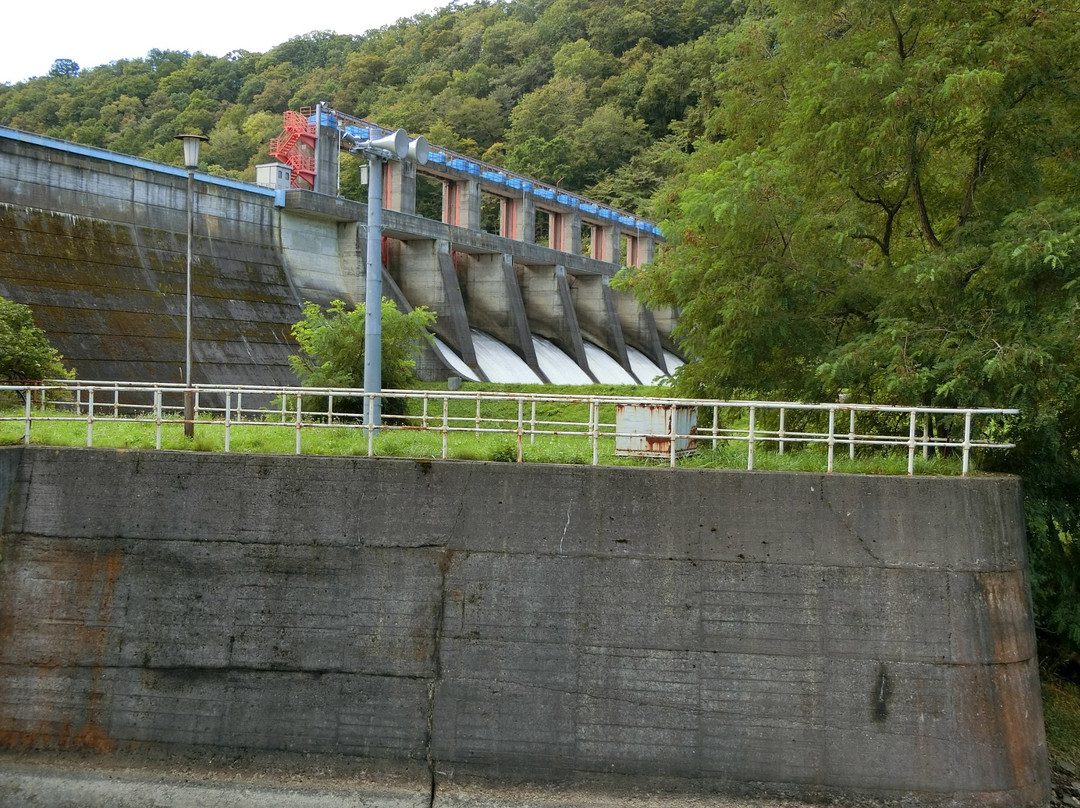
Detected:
[348,127,428,428]
[175,133,207,439]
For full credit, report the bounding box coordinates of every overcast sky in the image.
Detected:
[3,1,443,85]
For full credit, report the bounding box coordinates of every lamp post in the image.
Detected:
[348,128,427,428]
[175,133,207,439]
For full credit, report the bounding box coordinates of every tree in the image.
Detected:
[289,299,435,416]
[622,0,1080,662]
[48,59,80,78]
[0,297,73,382]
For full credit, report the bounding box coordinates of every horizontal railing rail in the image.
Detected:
[0,380,1019,475]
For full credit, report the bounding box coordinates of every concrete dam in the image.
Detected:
[0,122,1051,805]
[0,123,678,386]
[0,448,1051,805]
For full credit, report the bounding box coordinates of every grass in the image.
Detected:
[0,382,978,476]
[1044,674,1080,771]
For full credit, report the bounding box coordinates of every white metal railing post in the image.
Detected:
[712,405,718,449]
[22,387,31,445]
[87,388,94,447]
[849,408,856,461]
[422,394,429,429]
[517,398,524,462]
[442,396,449,459]
[591,401,600,466]
[224,391,232,453]
[778,407,786,455]
[962,411,973,476]
[295,393,303,455]
[908,410,918,476]
[530,401,537,444]
[154,389,162,450]
[826,407,835,473]
[669,406,677,468]
[475,396,481,437]
[747,406,756,470]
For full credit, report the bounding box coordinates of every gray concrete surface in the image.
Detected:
[0,448,1050,805]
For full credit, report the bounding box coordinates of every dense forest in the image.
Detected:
[0,0,734,212]
[3,0,1080,668]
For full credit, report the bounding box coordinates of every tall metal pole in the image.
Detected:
[363,156,384,428]
[184,167,195,439]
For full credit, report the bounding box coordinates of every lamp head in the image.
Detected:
[175,134,208,170]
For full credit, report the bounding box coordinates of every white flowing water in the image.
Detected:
[626,346,666,385]
[432,337,480,382]
[531,335,593,385]
[583,342,637,385]
[435,331,682,387]
[470,329,543,384]
[663,350,685,374]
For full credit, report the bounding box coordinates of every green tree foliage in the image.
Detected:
[0,297,73,382]
[289,299,435,416]
[622,0,1080,662]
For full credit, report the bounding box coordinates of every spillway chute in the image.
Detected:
[626,346,666,385]
[532,336,593,385]
[432,337,481,382]
[470,330,544,384]
[663,350,685,375]
[583,343,638,385]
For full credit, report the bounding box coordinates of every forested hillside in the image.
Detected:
[0,0,734,212]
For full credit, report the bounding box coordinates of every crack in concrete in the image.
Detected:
[819,477,882,563]
[559,497,574,554]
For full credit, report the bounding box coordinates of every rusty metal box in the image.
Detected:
[615,403,698,458]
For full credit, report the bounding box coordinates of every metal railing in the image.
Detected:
[0,380,1019,475]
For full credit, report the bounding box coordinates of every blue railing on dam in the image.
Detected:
[319,107,664,237]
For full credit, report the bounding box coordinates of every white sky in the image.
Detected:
[3,1,443,85]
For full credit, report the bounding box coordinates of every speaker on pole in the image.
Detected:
[367,129,409,159]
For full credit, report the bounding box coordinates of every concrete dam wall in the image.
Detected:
[0,126,676,386]
[0,447,1050,805]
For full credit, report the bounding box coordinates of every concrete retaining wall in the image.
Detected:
[0,447,1050,805]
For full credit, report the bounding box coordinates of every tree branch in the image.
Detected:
[907,130,941,250]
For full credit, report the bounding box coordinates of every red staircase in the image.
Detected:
[269,107,318,190]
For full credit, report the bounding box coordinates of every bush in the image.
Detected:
[288,298,435,416]
[0,297,73,383]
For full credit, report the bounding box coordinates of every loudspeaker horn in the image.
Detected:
[367,129,409,159]
[408,135,429,166]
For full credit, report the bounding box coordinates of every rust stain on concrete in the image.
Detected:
[0,544,122,751]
